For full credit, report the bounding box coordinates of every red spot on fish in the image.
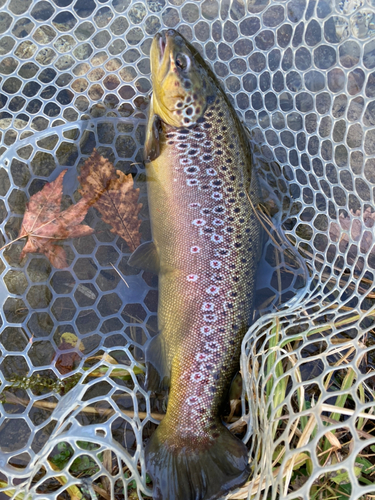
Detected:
[191,246,200,254]
[187,274,198,282]
[191,372,204,382]
[201,326,212,335]
[211,234,224,243]
[210,260,221,269]
[192,219,206,226]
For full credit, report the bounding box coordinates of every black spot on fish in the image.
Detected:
[188,149,198,155]
[176,110,181,115]
[177,102,183,108]
[216,135,223,140]
[196,107,201,114]
[235,242,242,248]
[203,154,212,161]
[216,150,223,155]
[195,133,204,139]
[234,208,240,213]
[206,112,213,117]
[215,98,220,104]
[239,218,245,223]
[218,111,224,117]
[228,198,235,203]
[203,123,212,129]
[201,185,209,189]
[221,126,227,131]
[166,133,174,138]
[229,144,234,149]
[225,227,234,233]
[226,158,232,163]
[197,116,205,123]
[239,192,245,197]
[207,95,215,104]
[184,118,189,123]
[222,166,227,171]
[230,175,236,181]
[228,216,234,221]
[241,258,247,263]
[186,107,193,116]
[186,95,192,102]
[168,140,174,145]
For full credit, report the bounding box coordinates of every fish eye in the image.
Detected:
[175,53,189,71]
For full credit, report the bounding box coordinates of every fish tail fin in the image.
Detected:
[145,421,250,500]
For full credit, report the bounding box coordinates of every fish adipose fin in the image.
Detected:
[145,422,250,500]
[128,241,160,274]
[145,333,170,392]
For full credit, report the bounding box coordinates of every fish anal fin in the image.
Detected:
[144,98,162,162]
[128,241,160,274]
[146,421,250,500]
[145,333,170,392]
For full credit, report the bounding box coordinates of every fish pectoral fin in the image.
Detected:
[128,241,160,274]
[144,110,162,163]
[145,333,170,392]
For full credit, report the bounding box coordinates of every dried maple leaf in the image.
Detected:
[18,170,94,268]
[79,150,142,252]
[78,149,117,205]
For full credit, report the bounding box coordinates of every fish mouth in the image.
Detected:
[152,30,179,84]
[158,32,166,60]
[155,30,178,62]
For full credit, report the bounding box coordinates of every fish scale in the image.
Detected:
[138,29,262,500]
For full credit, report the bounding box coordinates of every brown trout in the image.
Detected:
[129,29,261,500]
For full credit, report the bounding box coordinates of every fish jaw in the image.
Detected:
[150,29,215,128]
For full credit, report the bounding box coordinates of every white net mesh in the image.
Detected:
[0,0,375,498]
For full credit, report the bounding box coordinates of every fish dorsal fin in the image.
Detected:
[144,96,162,162]
[145,333,170,392]
[128,240,160,274]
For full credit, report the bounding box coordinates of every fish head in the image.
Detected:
[150,29,217,128]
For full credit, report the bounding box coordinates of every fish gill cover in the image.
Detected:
[0,0,374,499]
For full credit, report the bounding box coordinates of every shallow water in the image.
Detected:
[0,0,375,499]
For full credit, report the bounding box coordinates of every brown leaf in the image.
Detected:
[95,171,142,252]
[79,150,142,252]
[18,170,93,268]
[78,149,117,206]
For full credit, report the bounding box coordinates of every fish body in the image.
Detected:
[130,30,262,500]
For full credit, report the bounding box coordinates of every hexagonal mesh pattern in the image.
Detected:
[0,0,374,499]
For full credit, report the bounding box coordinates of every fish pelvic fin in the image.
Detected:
[145,333,170,392]
[128,241,160,274]
[145,421,250,500]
